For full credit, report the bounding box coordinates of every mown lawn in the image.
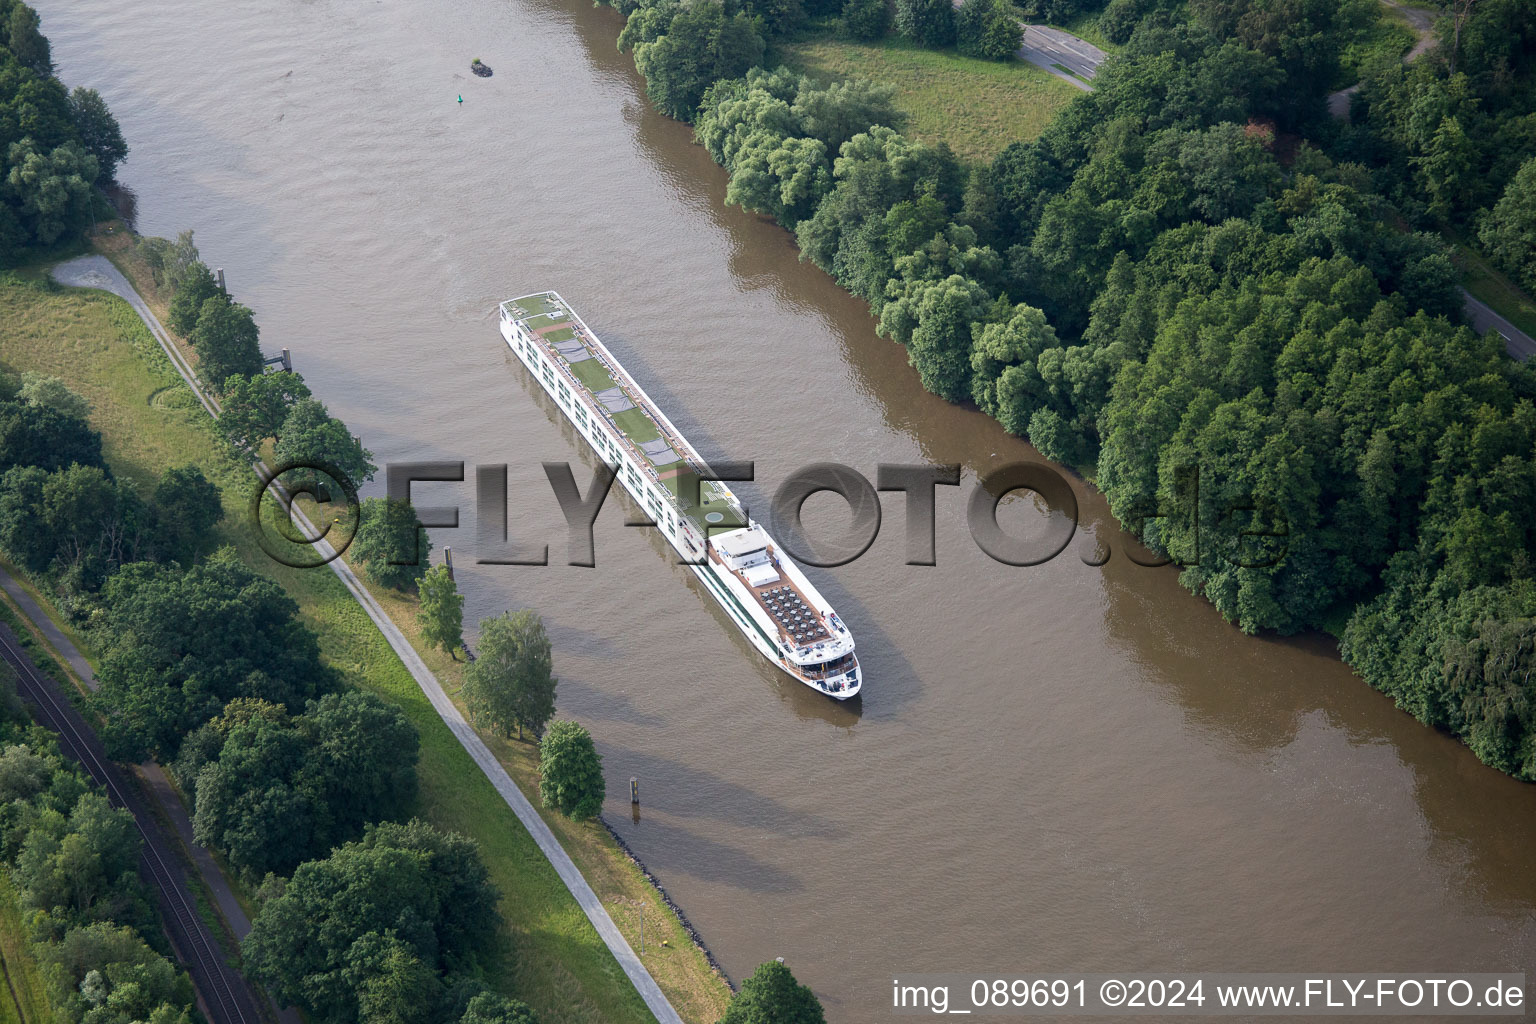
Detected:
[0,251,732,1024]
[780,35,1080,162]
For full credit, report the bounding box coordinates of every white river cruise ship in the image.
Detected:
[499,292,861,699]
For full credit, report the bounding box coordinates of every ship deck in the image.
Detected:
[503,292,745,536]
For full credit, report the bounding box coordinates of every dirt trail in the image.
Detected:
[1329,0,1438,118]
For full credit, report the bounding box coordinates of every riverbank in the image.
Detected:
[0,242,733,1024]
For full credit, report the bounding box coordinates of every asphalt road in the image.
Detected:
[1016,24,1105,90]
[0,621,268,1024]
[1463,288,1536,361]
[948,0,1106,90]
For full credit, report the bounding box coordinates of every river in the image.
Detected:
[37,0,1536,1018]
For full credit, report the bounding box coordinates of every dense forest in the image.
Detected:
[599,0,1536,780]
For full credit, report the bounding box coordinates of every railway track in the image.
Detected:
[0,623,264,1024]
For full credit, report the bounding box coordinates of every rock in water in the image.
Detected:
[471,60,493,78]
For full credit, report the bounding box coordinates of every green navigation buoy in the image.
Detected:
[457,94,463,104]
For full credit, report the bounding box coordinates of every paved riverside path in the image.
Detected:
[49,254,686,1024]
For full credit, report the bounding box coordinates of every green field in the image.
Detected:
[0,241,733,1024]
[780,36,1080,162]
[0,800,54,1024]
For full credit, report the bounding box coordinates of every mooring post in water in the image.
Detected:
[281,347,291,372]
[630,776,639,804]
[444,547,454,581]
[216,268,226,292]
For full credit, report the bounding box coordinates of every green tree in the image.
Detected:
[216,371,310,458]
[272,397,376,490]
[463,610,557,740]
[347,931,438,1024]
[41,922,194,1024]
[417,563,464,658]
[460,991,539,1024]
[792,77,902,156]
[17,371,89,419]
[242,819,501,1024]
[6,3,51,75]
[956,0,1022,60]
[1444,615,1536,779]
[626,0,766,120]
[0,466,53,571]
[1412,115,1477,221]
[969,301,1059,429]
[191,710,312,879]
[94,550,337,758]
[894,0,955,47]
[189,295,264,391]
[878,273,993,402]
[720,960,826,1024]
[68,87,128,182]
[297,690,419,848]
[14,791,144,926]
[1479,156,1536,294]
[0,399,103,474]
[166,262,220,335]
[538,719,605,820]
[840,0,892,40]
[351,497,431,589]
[147,463,224,564]
[39,461,138,573]
[5,139,97,246]
[137,230,201,290]
[724,132,831,228]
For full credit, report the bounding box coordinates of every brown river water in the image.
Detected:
[37,0,1536,1018]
